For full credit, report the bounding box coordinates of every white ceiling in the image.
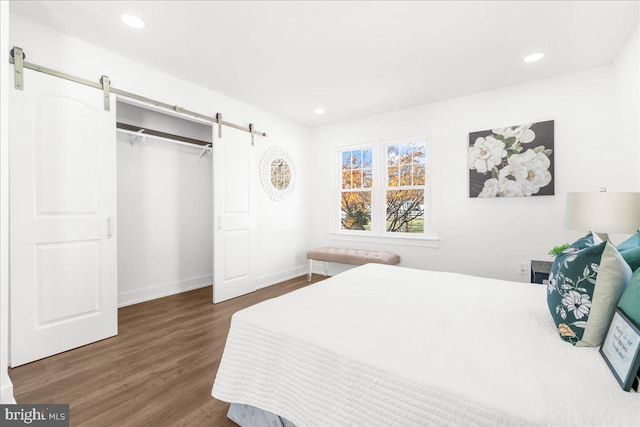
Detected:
[10,1,640,127]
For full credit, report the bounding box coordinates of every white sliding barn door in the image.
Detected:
[9,70,117,366]
[213,129,257,303]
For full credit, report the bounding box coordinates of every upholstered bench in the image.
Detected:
[306,247,401,282]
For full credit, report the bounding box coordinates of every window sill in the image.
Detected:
[327,232,440,248]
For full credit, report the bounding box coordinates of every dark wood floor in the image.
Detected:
[9,274,325,427]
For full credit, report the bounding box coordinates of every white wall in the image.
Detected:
[0,0,15,404]
[8,14,312,292]
[614,26,640,188]
[310,51,640,282]
[116,102,214,307]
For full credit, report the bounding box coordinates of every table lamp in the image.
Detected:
[565,190,640,241]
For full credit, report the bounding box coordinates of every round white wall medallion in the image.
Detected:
[259,147,296,201]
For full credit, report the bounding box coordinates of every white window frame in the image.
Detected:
[331,136,439,248]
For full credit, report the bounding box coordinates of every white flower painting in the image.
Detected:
[467,136,506,173]
[468,120,554,198]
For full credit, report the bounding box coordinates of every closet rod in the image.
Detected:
[116,128,212,153]
[9,47,268,139]
[117,122,211,147]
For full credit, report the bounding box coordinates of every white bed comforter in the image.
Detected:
[212,264,640,426]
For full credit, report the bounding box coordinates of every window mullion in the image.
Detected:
[373,144,383,234]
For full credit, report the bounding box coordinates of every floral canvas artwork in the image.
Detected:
[468,120,554,197]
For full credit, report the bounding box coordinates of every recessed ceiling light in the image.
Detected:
[314,108,325,115]
[121,14,145,29]
[523,52,544,63]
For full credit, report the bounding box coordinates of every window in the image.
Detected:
[385,142,425,233]
[340,147,373,231]
[336,137,432,242]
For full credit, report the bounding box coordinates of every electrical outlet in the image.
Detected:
[518,261,528,275]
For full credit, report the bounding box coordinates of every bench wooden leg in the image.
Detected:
[307,259,313,282]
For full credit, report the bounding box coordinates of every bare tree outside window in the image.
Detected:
[386,142,425,233]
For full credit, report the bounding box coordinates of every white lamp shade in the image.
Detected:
[565,192,640,234]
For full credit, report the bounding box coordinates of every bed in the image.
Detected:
[212,264,640,426]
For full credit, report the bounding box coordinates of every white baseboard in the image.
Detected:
[257,265,307,290]
[1,380,15,404]
[118,274,212,307]
[118,266,315,307]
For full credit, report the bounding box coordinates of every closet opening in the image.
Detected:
[115,100,213,307]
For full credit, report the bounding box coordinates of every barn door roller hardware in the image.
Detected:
[10,47,24,90]
[216,113,223,138]
[100,75,111,111]
[9,46,267,144]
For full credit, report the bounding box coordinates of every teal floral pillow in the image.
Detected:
[567,231,602,252]
[546,231,601,290]
[547,241,605,344]
[547,237,631,346]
